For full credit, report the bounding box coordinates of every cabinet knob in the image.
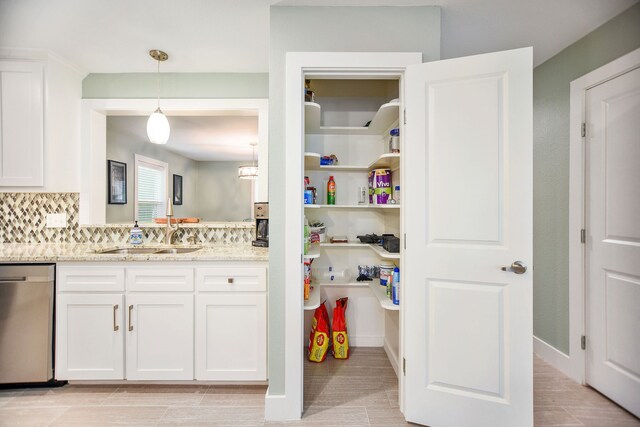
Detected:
[228,277,234,284]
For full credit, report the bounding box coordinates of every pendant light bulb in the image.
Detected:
[147,50,170,144]
[238,142,259,180]
[147,108,170,144]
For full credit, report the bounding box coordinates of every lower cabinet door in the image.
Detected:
[195,293,267,380]
[56,293,124,380]
[125,293,194,380]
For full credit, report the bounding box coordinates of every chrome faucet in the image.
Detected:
[165,198,179,245]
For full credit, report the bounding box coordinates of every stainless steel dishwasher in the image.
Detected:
[0,264,55,384]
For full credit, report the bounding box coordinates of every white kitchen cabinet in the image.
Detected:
[56,293,124,380]
[126,293,194,380]
[195,266,267,380]
[195,293,267,380]
[0,60,44,186]
[56,262,267,383]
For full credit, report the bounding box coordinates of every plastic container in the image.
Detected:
[392,267,400,305]
[304,189,313,204]
[310,225,326,243]
[394,185,400,204]
[389,128,400,153]
[327,176,336,205]
[130,221,143,245]
[321,267,349,282]
[380,262,394,286]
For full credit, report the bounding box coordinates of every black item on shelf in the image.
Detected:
[356,274,373,282]
[382,235,400,253]
[356,234,382,244]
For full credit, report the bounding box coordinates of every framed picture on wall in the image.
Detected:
[108,160,127,204]
[173,174,183,205]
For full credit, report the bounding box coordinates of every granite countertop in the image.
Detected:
[0,243,268,263]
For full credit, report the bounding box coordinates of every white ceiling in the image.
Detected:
[0,0,636,72]
[109,115,259,162]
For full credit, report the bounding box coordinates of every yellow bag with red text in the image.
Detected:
[332,297,350,359]
[308,302,331,362]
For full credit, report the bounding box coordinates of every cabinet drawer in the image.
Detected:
[58,266,125,292]
[196,267,266,292]
[126,268,194,292]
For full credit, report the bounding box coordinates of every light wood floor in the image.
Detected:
[0,348,637,426]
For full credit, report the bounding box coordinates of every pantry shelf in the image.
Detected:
[368,282,399,311]
[314,280,369,288]
[304,285,321,311]
[318,242,400,259]
[304,152,400,172]
[305,101,399,135]
[305,204,400,209]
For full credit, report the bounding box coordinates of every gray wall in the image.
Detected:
[195,161,252,221]
[533,3,640,354]
[268,5,441,396]
[106,116,199,222]
[83,73,268,99]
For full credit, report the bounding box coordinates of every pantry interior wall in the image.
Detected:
[268,5,441,405]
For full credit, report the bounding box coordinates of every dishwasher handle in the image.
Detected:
[0,277,27,282]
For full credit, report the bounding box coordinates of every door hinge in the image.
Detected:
[403,108,407,125]
[403,357,406,376]
[581,123,586,138]
[301,254,303,264]
[581,229,586,244]
[581,335,586,350]
[404,233,406,250]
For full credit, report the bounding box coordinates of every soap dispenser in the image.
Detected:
[130,221,143,245]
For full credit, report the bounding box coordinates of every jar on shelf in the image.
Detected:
[389,128,400,153]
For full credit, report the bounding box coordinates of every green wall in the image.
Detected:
[268,5,441,397]
[83,73,268,98]
[533,3,640,354]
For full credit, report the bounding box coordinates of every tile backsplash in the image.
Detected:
[0,193,254,244]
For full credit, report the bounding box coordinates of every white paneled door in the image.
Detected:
[404,48,533,427]
[585,65,640,418]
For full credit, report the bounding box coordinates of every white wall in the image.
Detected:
[0,49,84,192]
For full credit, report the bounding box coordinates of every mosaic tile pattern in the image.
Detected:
[0,193,254,244]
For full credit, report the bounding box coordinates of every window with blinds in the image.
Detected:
[135,155,168,222]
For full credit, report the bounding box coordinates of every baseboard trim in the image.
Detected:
[264,388,301,421]
[383,338,400,377]
[350,335,384,347]
[533,335,576,380]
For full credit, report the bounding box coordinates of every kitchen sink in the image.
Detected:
[95,247,202,255]
[153,247,201,254]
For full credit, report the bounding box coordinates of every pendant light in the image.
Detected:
[147,49,170,144]
[238,142,259,180]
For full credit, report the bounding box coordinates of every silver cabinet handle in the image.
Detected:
[501,261,527,274]
[113,304,119,331]
[128,305,134,331]
[228,277,234,284]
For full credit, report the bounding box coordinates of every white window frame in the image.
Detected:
[134,154,169,223]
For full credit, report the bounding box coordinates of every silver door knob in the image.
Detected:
[501,261,527,274]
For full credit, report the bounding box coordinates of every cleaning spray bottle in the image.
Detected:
[327,176,336,205]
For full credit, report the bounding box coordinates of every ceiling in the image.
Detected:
[0,0,636,73]
[109,115,259,162]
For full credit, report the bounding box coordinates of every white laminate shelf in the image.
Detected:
[305,101,399,135]
[318,242,400,259]
[304,152,400,172]
[305,204,399,209]
[304,285,321,311]
[368,282,399,311]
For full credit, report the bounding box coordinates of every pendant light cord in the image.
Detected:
[156,59,161,110]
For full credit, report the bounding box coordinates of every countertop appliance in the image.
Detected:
[252,202,269,248]
[0,264,55,384]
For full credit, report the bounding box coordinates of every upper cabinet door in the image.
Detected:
[403,48,533,427]
[0,60,44,187]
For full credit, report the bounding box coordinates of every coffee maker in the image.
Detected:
[252,202,269,247]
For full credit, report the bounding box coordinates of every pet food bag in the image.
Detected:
[308,302,331,362]
[332,297,350,359]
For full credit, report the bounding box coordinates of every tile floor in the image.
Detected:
[0,349,637,426]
